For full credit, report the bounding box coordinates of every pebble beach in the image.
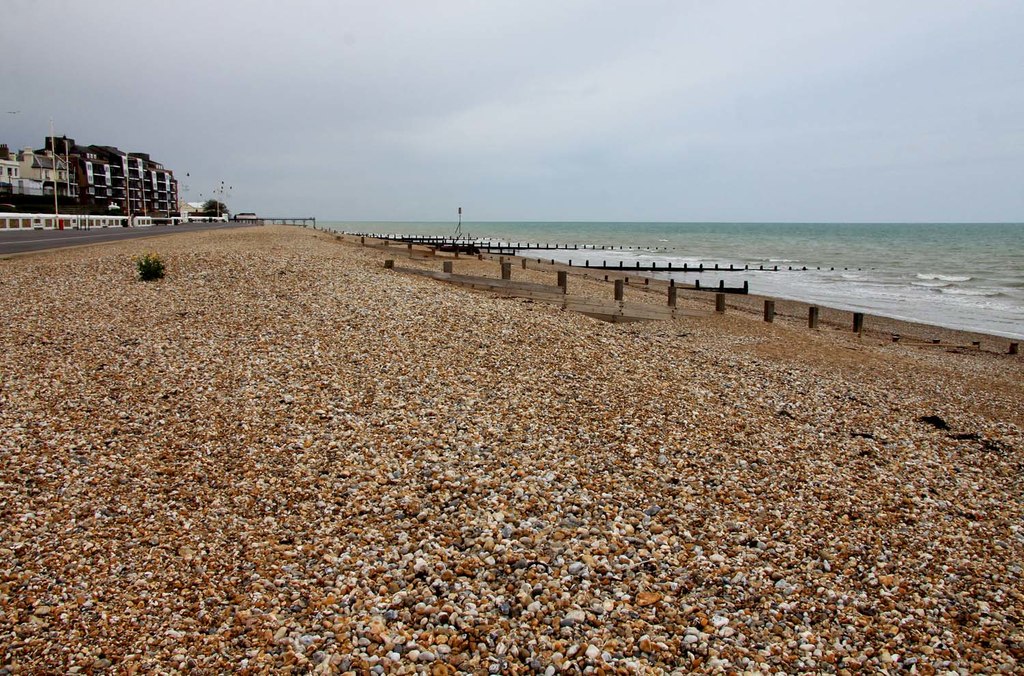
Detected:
[1,225,1022,673]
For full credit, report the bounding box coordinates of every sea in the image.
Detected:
[321,221,1024,340]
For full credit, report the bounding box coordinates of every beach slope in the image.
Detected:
[1,226,1021,672]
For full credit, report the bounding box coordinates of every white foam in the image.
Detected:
[917,273,972,282]
[940,287,1002,297]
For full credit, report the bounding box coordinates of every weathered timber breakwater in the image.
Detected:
[330,221,1024,340]
[1,225,1022,672]
[344,230,851,274]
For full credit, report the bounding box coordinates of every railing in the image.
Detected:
[0,213,237,230]
[0,213,130,230]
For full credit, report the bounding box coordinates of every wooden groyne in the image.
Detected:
[387,262,707,323]
[344,231,855,274]
[347,232,656,252]
[378,252,1022,353]
[344,235,1021,353]
[531,258,790,274]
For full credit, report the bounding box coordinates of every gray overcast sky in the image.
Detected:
[2,0,1022,222]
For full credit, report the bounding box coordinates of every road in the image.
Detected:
[0,222,260,256]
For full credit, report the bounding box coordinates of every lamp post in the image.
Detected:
[50,118,60,228]
[213,180,232,220]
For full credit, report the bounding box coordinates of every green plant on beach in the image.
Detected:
[136,253,166,281]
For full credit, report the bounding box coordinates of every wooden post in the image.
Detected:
[853,312,864,334]
[614,279,624,301]
[501,262,511,280]
[808,306,819,329]
[360,236,365,246]
[443,261,453,273]
[384,259,394,269]
[667,285,677,307]
[715,293,726,313]
[521,259,527,269]
[1010,342,1019,355]
[763,300,775,323]
[557,270,567,294]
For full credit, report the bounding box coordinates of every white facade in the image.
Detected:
[0,157,18,185]
[16,148,70,190]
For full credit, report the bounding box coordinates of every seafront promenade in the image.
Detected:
[0,225,1021,672]
[0,220,257,256]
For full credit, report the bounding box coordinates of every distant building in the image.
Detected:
[16,146,76,199]
[76,144,122,212]
[0,134,179,216]
[127,153,178,216]
[0,144,19,193]
[180,201,205,217]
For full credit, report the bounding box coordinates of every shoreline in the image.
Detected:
[348,230,1023,425]
[1,225,1022,671]
[328,222,1024,342]
[409,236,1021,352]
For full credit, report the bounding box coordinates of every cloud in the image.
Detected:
[2,0,1022,220]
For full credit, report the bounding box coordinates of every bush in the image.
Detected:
[136,253,165,281]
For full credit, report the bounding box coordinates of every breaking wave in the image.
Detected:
[917,273,972,282]
[940,287,1003,297]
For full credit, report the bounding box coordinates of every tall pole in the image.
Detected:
[50,119,59,225]
[63,137,70,203]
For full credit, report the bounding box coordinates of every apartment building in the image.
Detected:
[128,153,178,216]
[79,145,178,216]
[1,135,179,216]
